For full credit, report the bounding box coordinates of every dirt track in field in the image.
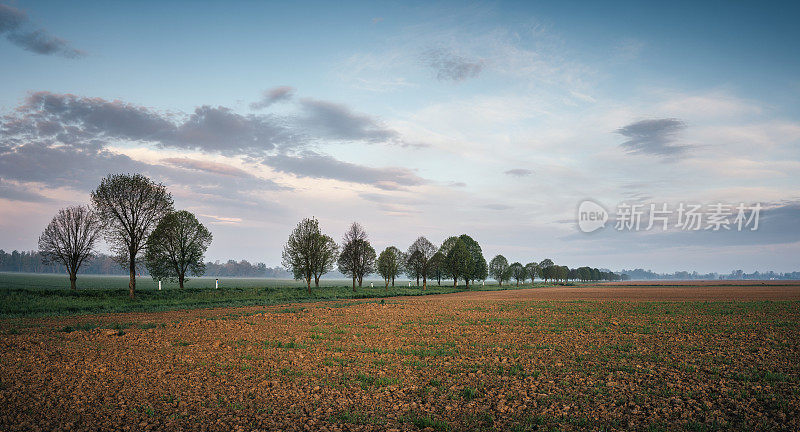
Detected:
[1,283,799,431]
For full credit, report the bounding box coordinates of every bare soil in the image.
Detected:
[1,283,798,431]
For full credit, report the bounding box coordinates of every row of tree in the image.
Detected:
[488,256,621,285]
[38,174,213,297]
[281,217,620,293]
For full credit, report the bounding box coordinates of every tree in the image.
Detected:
[38,206,103,290]
[489,255,510,286]
[281,217,338,293]
[337,222,376,291]
[91,174,174,298]
[406,236,437,289]
[525,262,540,284]
[539,258,555,283]
[459,234,487,289]
[444,238,471,288]
[377,247,403,289]
[428,251,445,286]
[313,234,338,288]
[144,210,212,289]
[509,262,526,286]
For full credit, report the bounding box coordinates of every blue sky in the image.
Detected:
[1,0,799,273]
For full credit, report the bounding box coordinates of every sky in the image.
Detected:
[1,0,799,274]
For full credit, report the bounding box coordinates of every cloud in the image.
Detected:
[0,4,26,32]
[161,157,252,178]
[298,98,401,144]
[616,118,689,157]
[421,48,484,82]
[250,86,295,110]
[0,4,83,58]
[0,179,53,203]
[263,151,426,190]
[504,168,533,177]
[5,92,297,156]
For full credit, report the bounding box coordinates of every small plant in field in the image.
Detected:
[461,387,479,400]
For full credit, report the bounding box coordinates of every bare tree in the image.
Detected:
[38,206,102,290]
[91,174,174,298]
[337,222,376,291]
[144,211,212,289]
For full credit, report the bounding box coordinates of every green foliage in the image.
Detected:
[337,223,376,288]
[377,246,403,287]
[281,217,338,290]
[145,210,212,288]
[509,262,526,285]
[489,255,510,285]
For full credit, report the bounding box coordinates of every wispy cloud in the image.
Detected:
[0,4,84,58]
[250,86,295,110]
[616,118,689,157]
[504,168,532,177]
[421,48,484,82]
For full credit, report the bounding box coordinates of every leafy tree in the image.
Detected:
[377,246,403,289]
[509,262,526,286]
[38,206,103,290]
[539,258,555,283]
[281,217,337,293]
[337,222,376,291]
[428,251,445,286]
[459,234,487,288]
[444,238,471,288]
[406,236,437,289]
[312,234,338,288]
[144,210,212,289]
[91,173,174,298]
[437,236,460,285]
[489,255,510,286]
[525,262,540,284]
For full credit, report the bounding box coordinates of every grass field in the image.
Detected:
[0,272,530,318]
[0,283,798,431]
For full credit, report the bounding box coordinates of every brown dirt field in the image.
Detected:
[1,285,799,431]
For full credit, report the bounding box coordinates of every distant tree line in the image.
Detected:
[620,268,800,280]
[0,249,290,279]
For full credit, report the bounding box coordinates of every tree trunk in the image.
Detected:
[352,276,356,292]
[416,276,420,286]
[69,272,77,290]
[314,276,320,288]
[391,276,395,287]
[128,257,136,299]
[307,278,312,295]
[499,280,502,287]
[422,275,427,290]
[385,279,389,290]
[179,275,185,289]
[465,279,470,290]
[453,277,457,288]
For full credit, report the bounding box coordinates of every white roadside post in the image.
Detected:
[370,282,374,288]
[408,281,411,287]
[215,278,219,289]
[158,280,162,291]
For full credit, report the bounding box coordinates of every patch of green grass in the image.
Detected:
[0,272,540,318]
